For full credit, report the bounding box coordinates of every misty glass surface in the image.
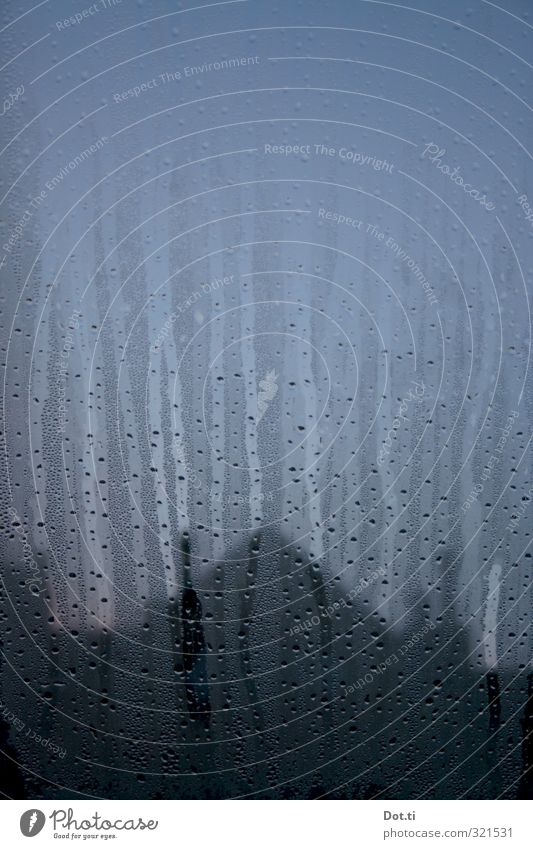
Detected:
[0,0,532,799]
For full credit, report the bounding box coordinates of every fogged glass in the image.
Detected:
[0,0,531,800]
